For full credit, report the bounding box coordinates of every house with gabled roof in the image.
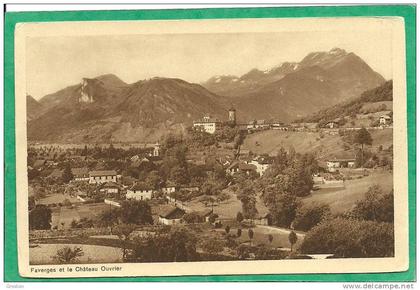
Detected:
[158,206,186,225]
[72,167,89,181]
[99,181,121,196]
[89,170,117,184]
[126,182,154,200]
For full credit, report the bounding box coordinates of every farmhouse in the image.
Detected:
[326,158,356,172]
[162,181,177,194]
[247,155,273,176]
[198,209,214,223]
[379,115,392,125]
[126,183,154,200]
[247,120,270,131]
[158,206,186,225]
[89,170,118,184]
[227,162,258,175]
[325,121,338,129]
[271,123,289,131]
[227,162,240,175]
[239,163,257,175]
[193,116,221,134]
[244,213,271,226]
[72,167,89,181]
[99,181,121,196]
[254,213,271,225]
[153,142,161,157]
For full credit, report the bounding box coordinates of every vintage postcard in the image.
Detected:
[13,15,409,278]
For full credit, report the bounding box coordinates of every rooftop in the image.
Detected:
[89,170,117,177]
[159,206,186,219]
[130,182,153,191]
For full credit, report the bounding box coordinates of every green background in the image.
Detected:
[4,5,416,282]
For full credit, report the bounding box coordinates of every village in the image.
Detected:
[27,103,394,264]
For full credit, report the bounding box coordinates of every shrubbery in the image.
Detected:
[299,218,394,257]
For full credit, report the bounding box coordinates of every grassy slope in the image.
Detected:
[302,170,393,214]
[242,129,393,159]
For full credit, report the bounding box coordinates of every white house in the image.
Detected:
[379,115,392,125]
[158,206,186,225]
[89,170,117,184]
[162,181,177,194]
[126,183,154,200]
[247,156,273,176]
[193,116,221,134]
[247,120,270,131]
[326,158,356,172]
[99,181,121,196]
[72,167,89,182]
[153,142,161,157]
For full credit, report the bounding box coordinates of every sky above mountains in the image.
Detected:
[26,29,392,100]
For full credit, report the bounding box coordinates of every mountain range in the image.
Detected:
[27,48,386,143]
[202,48,385,120]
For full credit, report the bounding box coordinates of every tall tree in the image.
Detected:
[354,127,373,166]
[113,223,136,260]
[29,205,52,230]
[53,246,84,264]
[237,228,242,238]
[248,229,254,245]
[288,231,298,252]
[119,200,153,225]
[237,181,258,220]
[62,163,73,183]
[268,234,274,245]
[269,194,301,228]
[236,212,244,223]
[293,203,331,231]
[349,185,394,223]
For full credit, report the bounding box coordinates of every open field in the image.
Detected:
[30,243,122,265]
[214,225,303,250]
[51,202,111,229]
[185,189,268,219]
[303,170,393,214]
[242,129,392,159]
[242,130,344,158]
[37,193,80,205]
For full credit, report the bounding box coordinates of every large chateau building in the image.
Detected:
[193,116,221,134]
[193,107,237,134]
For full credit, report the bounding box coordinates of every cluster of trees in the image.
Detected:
[29,200,153,231]
[186,126,245,148]
[300,218,394,258]
[99,200,153,227]
[340,127,392,169]
[129,226,198,262]
[300,185,394,257]
[261,149,318,228]
[233,148,320,228]
[29,204,52,230]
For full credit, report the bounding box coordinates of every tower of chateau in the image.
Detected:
[228,107,236,124]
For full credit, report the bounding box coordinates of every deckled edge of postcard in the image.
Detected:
[14,16,408,278]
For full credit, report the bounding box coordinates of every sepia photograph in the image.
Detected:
[12,15,409,278]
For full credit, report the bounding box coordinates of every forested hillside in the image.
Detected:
[297,80,392,126]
